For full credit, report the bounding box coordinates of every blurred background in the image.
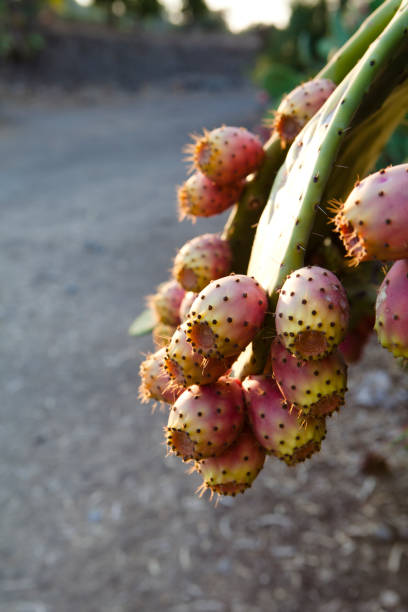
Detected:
[1,1,408,611]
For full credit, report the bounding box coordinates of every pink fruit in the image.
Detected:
[185,274,268,359]
[179,291,197,322]
[274,78,336,146]
[165,377,245,461]
[178,171,244,221]
[333,164,408,266]
[275,266,349,360]
[270,339,347,417]
[148,279,185,326]
[375,259,408,358]
[338,314,374,364]
[195,426,266,497]
[173,233,233,293]
[152,322,177,348]
[187,126,265,186]
[243,375,326,465]
[164,323,231,387]
[139,348,183,406]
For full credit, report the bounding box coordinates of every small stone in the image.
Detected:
[380,590,400,608]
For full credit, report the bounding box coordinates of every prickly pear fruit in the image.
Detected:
[178,171,244,221]
[186,274,268,359]
[339,314,374,364]
[333,164,408,266]
[148,279,185,326]
[187,126,265,186]
[375,259,408,359]
[270,339,347,417]
[139,348,183,406]
[164,323,231,387]
[153,322,177,348]
[243,375,326,465]
[274,78,336,146]
[173,234,233,293]
[275,266,349,360]
[179,291,197,322]
[195,426,266,497]
[165,377,245,461]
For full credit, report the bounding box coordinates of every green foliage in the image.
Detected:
[181,0,209,23]
[129,308,155,336]
[180,0,225,30]
[252,60,303,100]
[0,0,48,60]
[93,0,164,25]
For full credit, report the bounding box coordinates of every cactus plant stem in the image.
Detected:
[318,0,402,84]
[232,4,408,380]
[221,132,286,274]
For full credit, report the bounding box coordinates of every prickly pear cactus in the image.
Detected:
[132,0,408,500]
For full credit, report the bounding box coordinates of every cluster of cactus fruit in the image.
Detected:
[136,0,408,499]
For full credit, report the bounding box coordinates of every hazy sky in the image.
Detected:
[75,0,292,31]
[164,0,291,31]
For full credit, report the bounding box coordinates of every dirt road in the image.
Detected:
[1,87,408,612]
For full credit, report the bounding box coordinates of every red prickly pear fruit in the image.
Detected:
[165,377,245,461]
[332,164,408,266]
[164,323,232,388]
[273,78,336,146]
[339,314,374,364]
[148,279,185,326]
[186,126,265,186]
[338,333,365,364]
[152,322,177,348]
[242,375,326,465]
[194,426,266,497]
[185,274,268,359]
[139,348,184,406]
[275,266,349,360]
[270,339,347,418]
[173,234,233,293]
[179,291,198,322]
[178,172,244,221]
[375,259,408,359]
